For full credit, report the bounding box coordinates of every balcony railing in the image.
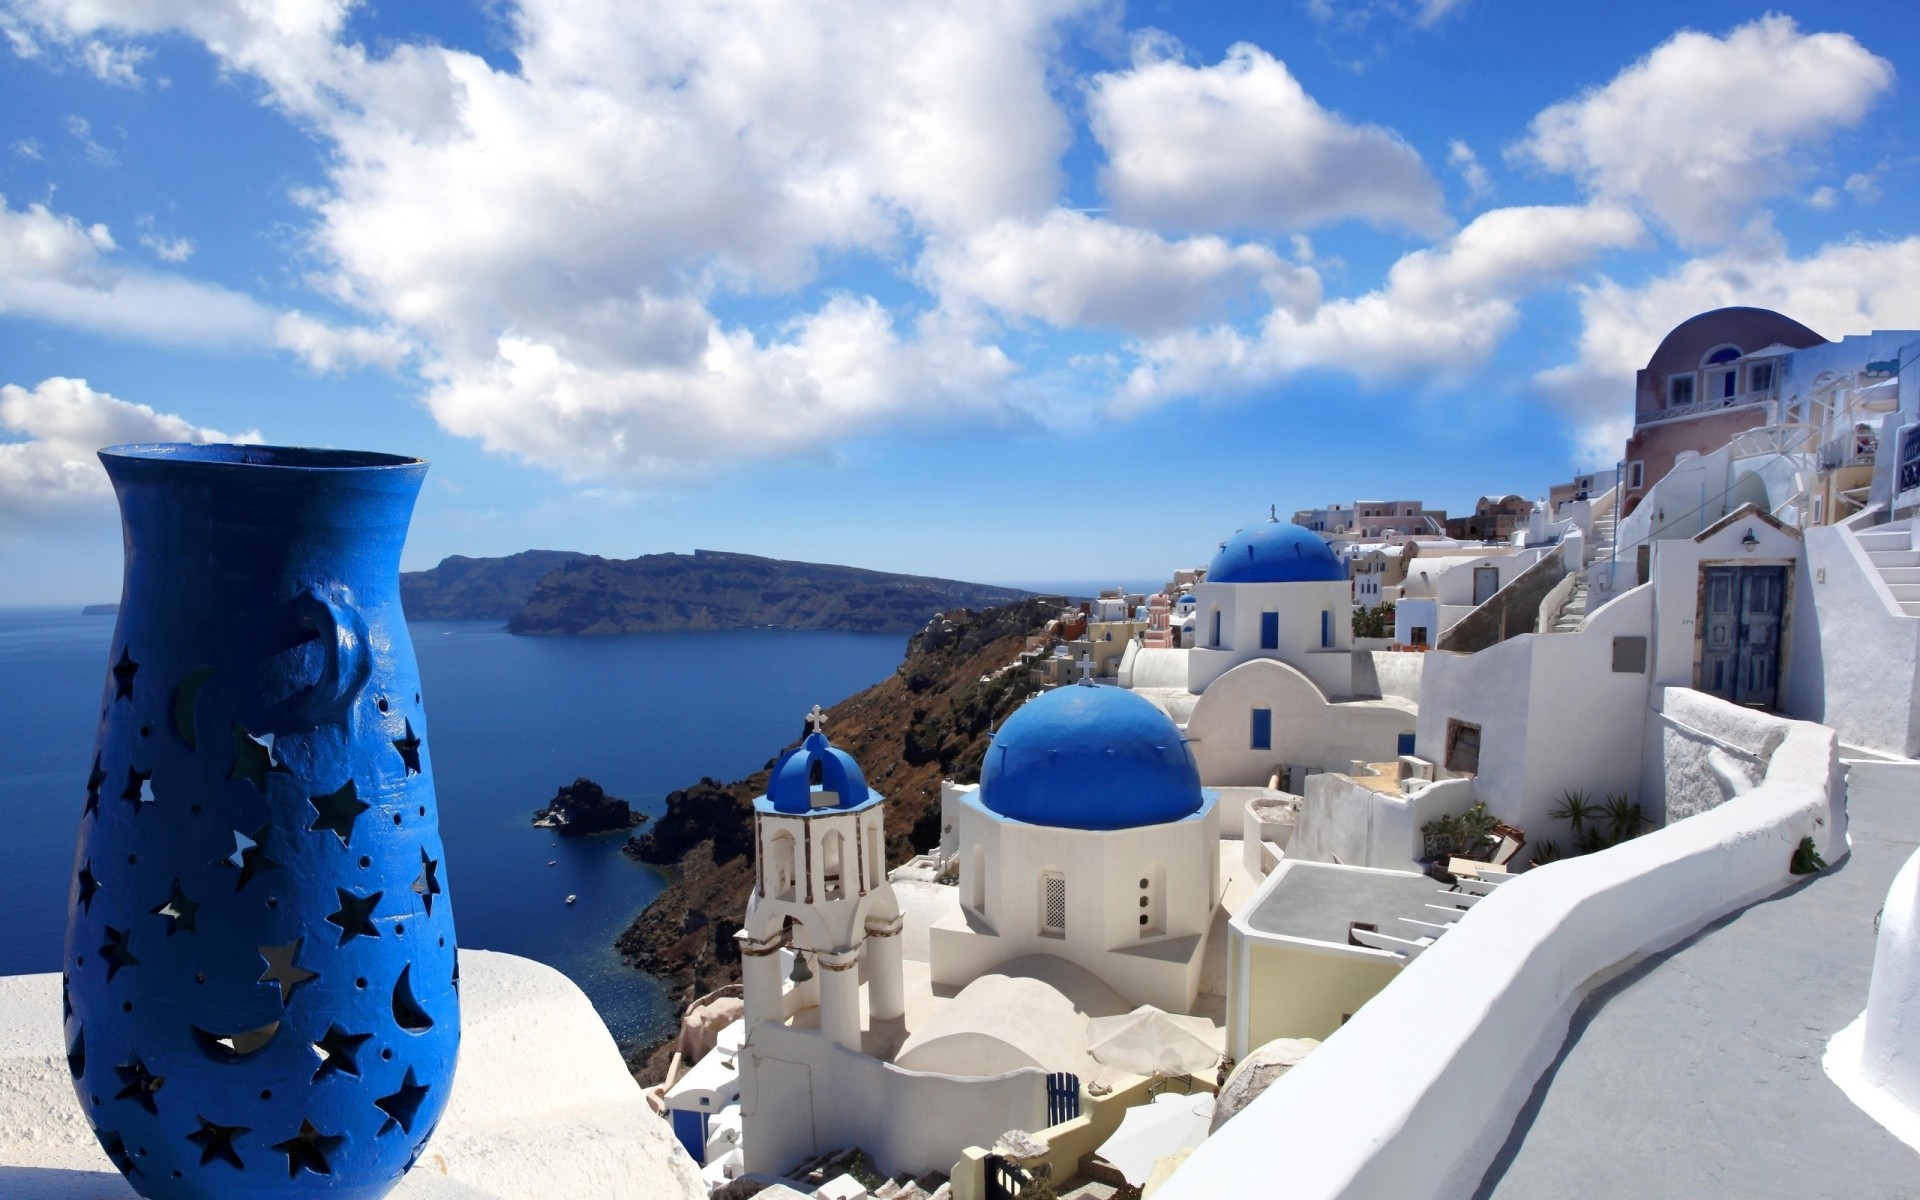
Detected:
[1820,432,1878,471]
[1638,388,1776,427]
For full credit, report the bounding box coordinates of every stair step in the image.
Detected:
[1867,549,1920,568]
[1903,602,1920,618]
[1857,530,1913,550]
[1889,583,1920,601]
[1879,567,1920,586]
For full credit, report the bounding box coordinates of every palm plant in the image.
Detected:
[1601,793,1648,845]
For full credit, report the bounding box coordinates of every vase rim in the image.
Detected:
[100,443,426,471]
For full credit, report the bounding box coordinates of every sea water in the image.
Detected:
[0,608,904,1047]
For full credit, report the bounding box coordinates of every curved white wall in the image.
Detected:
[1185,659,1413,788]
[1157,696,1841,1200]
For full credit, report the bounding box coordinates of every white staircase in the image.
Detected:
[1856,521,1920,617]
[1588,507,1618,566]
[1551,577,1589,632]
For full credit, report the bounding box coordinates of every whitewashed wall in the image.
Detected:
[1648,509,1802,692]
[1289,775,1477,871]
[1157,694,1842,1200]
[1783,521,1920,757]
[740,1023,1047,1178]
[1188,578,1355,696]
[1183,659,1414,788]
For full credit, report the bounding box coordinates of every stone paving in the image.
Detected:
[1475,763,1920,1199]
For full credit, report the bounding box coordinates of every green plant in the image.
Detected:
[1421,801,1503,859]
[1549,789,1598,829]
[1352,601,1397,639]
[1791,836,1828,875]
[1601,793,1649,844]
[1529,840,1563,868]
[1548,788,1650,861]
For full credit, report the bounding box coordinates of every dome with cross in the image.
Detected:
[760,707,882,815]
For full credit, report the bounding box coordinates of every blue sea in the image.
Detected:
[0,608,904,1048]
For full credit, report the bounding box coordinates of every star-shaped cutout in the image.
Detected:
[310,1024,372,1082]
[392,720,422,775]
[307,780,369,847]
[99,925,138,981]
[150,878,200,936]
[84,754,106,817]
[271,1119,342,1179]
[225,825,282,892]
[376,1068,432,1136]
[120,765,153,812]
[113,1055,165,1114]
[66,1030,84,1079]
[412,847,441,916]
[257,939,318,1006]
[187,1116,250,1170]
[228,723,288,792]
[110,647,138,702]
[98,1129,139,1177]
[327,888,382,945]
[76,862,101,913]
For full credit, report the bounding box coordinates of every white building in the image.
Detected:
[931,683,1221,1013]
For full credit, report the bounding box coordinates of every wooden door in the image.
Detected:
[1699,565,1786,708]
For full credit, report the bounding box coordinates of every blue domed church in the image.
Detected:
[928,682,1221,1013]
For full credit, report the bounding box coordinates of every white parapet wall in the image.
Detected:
[0,950,706,1200]
[1155,690,1842,1200]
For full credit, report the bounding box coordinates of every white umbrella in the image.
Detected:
[1095,1092,1216,1186]
[1086,1005,1222,1077]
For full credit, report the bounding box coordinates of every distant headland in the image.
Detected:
[400,548,1036,635]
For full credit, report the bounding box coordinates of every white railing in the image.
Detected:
[1639,388,1777,426]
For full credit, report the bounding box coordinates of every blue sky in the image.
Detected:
[2,0,1917,603]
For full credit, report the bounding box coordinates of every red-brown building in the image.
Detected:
[1620,307,1827,516]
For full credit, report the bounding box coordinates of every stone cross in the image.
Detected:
[805,704,828,735]
[1076,657,1096,684]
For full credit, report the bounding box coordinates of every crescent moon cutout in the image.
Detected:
[191,1020,281,1062]
[170,666,216,751]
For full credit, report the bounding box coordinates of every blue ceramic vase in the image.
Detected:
[65,444,458,1199]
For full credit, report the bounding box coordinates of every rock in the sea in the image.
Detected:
[533,776,645,836]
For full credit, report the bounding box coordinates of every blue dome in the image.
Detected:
[764,732,878,814]
[980,685,1204,831]
[1207,520,1344,584]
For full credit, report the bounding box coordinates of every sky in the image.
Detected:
[1,0,1918,604]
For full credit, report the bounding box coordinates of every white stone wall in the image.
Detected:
[1157,695,1843,1200]
[1188,578,1355,697]
[740,1021,1047,1179]
[1183,659,1414,789]
[1289,775,1478,872]
[937,793,1220,1013]
[1647,510,1802,693]
[0,951,705,1200]
[1783,521,1920,757]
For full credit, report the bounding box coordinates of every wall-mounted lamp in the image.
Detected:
[1741,529,1760,552]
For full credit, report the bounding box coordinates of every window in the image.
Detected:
[1704,345,1741,365]
[1211,609,1222,647]
[1040,871,1066,936]
[1444,720,1482,775]
[1410,625,1429,647]
[1669,374,1695,407]
[1750,362,1774,392]
[1627,461,1645,489]
[1251,707,1272,751]
[1260,611,1279,649]
[1612,636,1648,674]
[1320,609,1333,648]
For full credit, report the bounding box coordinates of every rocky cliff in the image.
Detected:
[509,549,1033,635]
[400,550,589,621]
[615,598,1064,1074]
[532,777,647,837]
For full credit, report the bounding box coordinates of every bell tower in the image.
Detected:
[738,707,904,1053]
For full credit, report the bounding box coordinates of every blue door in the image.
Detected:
[1251,708,1272,750]
[1260,611,1279,649]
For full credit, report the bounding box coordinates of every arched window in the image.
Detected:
[768,830,797,902]
[866,824,884,890]
[1702,345,1742,365]
[821,829,845,901]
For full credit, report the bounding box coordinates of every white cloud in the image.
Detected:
[0,195,275,344]
[1087,39,1449,237]
[1448,139,1491,202]
[1515,16,1894,244]
[1808,186,1838,211]
[274,310,409,371]
[137,231,191,261]
[921,209,1319,335]
[1306,0,1470,32]
[65,113,116,166]
[13,137,40,160]
[79,38,145,85]
[1538,227,1920,466]
[0,376,256,515]
[1117,203,1644,411]
[1845,171,1882,205]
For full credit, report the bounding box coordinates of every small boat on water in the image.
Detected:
[547,860,557,866]
[565,894,577,905]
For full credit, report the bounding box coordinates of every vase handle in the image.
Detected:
[293,586,372,724]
